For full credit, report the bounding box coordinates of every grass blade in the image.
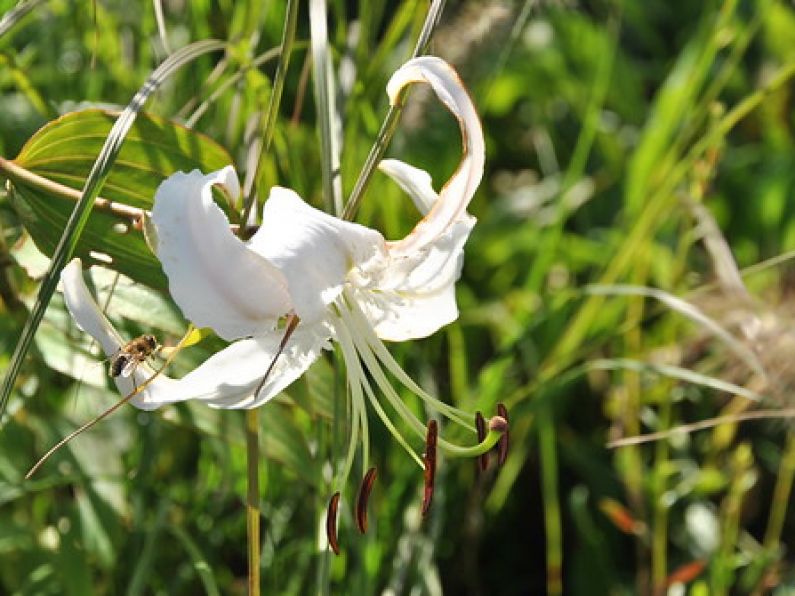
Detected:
[240,0,299,226]
[0,0,42,40]
[586,284,767,381]
[152,0,171,55]
[309,0,343,215]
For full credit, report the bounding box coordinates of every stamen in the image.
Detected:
[336,364,363,491]
[496,403,510,466]
[475,412,489,473]
[344,294,475,430]
[422,420,438,517]
[334,316,424,468]
[355,467,378,533]
[351,318,504,459]
[326,492,341,556]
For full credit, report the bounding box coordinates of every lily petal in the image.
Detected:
[353,284,460,342]
[366,158,475,340]
[378,159,438,215]
[385,57,484,257]
[247,186,388,324]
[169,322,331,409]
[61,258,127,357]
[152,166,292,341]
[377,156,476,292]
[61,258,328,410]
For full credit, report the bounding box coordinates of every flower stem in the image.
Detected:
[245,408,261,596]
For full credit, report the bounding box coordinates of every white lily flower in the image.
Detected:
[61,57,504,476]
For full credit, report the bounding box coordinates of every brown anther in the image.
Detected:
[422,419,438,517]
[355,467,378,534]
[496,403,510,466]
[475,412,489,473]
[326,492,341,555]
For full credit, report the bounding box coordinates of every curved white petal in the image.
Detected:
[61,258,329,410]
[355,213,474,341]
[61,258,126,355]
[161,323,331,409]
[152,167,292,341]
[378,159,437,215]
[382,214,475,294]
[247,186,388,323]
[353,284,460,341]
[385,57,484,257]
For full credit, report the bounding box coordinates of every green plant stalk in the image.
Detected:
[315,417,331,596]
[240,0,299,228]
[246,408,261,596]
[763,431,795,551]
[651,394,672,594]
[309,0,344,216]
[538,403,562,595]
[713,444,753,595]
[341,0,445,221]
[624,244,652,590]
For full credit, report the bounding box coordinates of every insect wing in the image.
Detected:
[110,354,126,377]
[121,356,139,378]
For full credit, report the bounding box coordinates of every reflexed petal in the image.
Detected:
[152,166,292,341]
[385,57,484,257]
[247,186,388,323]
[61,258,126,355]
[380,214,475,294]
[61,258,330,410]
[61,258,180,410]
[361,197,474,341]
[378,159,437,215]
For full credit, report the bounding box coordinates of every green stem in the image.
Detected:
[341,0,445,222]
[245,408,261,596]
[240,0,300,228]
[763,431,795,550]
[538,403,562,596]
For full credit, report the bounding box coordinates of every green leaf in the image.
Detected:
[6,109,232,290]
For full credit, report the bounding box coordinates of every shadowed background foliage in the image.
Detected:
[2,0,795,594]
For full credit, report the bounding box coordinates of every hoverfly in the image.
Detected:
[109,334,160,378]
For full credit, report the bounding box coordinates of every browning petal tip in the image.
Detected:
[356,467,378,534]
[326,492,341,555]
[422,420,438,517]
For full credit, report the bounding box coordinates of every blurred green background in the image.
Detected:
[2,0,795,594]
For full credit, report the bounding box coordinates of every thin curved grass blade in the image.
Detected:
[585,284,767,381]
[0,0,42,40]
[0,39,226,423]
